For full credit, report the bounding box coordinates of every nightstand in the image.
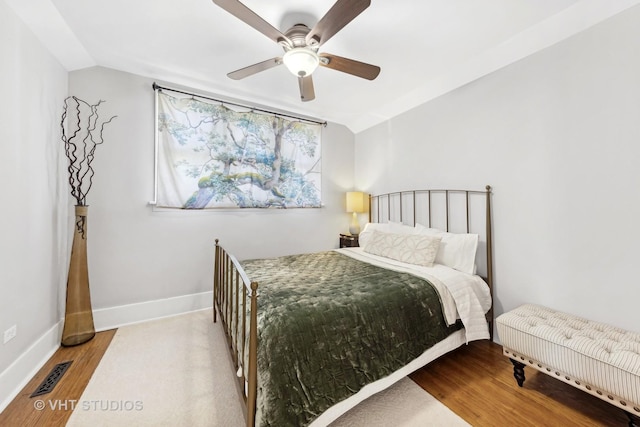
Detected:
[339,234,359,248]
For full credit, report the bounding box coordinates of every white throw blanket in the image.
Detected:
[336,248,491,342]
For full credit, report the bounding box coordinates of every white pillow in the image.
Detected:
[363,230,441,267]
[415,223,478,274]
[358,222,389,249]
[359,221,415,249]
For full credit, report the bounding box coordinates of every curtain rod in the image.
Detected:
[152,82,327,126]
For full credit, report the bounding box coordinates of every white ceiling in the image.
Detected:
[7,0,640,132]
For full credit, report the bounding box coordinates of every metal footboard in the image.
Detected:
[213,239,258,427]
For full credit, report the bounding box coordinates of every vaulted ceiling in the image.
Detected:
[7,0,640,132]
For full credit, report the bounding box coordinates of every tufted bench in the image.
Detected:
[496,304,640,426]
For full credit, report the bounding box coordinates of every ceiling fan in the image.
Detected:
[212,0,381,102]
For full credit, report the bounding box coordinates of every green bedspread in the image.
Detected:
[241,250,461,426]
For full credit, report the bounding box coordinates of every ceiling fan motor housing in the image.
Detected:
[282,24,317,50]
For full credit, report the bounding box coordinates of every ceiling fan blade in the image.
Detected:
[306,0,371,46]
[298,76,315,102]
[212,0,291,45]
[228,57,282,80]
[319,53,380,80]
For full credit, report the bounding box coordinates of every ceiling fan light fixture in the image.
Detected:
[283,48,319,77]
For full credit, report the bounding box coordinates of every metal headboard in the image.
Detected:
[368,185,494,338]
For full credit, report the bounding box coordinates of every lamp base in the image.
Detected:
[349,212,360,235]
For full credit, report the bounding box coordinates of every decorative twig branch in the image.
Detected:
[61,96,117,207]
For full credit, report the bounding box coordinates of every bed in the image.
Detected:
[213,186,494,427]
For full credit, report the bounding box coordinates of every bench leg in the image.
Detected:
[628,411,640,427]
[510,359,526,387]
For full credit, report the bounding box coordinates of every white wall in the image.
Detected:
[0,0,69,408]
[68,66,355,312]
[355,5,640,335]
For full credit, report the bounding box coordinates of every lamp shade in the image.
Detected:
[346,191,366,213]
[283,47,319,77]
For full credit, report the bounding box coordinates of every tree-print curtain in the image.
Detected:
[157,91,321,209]
[156,91,322,209]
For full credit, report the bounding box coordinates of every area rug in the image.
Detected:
[67,310,469,427]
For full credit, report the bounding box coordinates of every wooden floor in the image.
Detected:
[0,329,116,427]
[0,332,632,426]
[410,340,630,427]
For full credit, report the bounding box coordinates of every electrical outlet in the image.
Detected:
[3,325,17,344]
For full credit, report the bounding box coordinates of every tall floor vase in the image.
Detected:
[61,205,96,347]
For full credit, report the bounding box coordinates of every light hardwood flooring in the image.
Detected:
[0,330,632,426]
[0,330,116,427]
[410,340,630,426]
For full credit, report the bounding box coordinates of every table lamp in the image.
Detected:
[346,191,366,235]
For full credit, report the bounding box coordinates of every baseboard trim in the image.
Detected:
[0,321,62,413]
[0,291,213,413]
[93,291,213,331]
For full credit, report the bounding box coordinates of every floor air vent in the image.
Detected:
[30,361,73,397]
